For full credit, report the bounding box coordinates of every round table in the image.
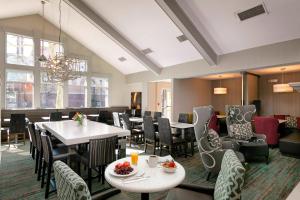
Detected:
[105,155,185,200]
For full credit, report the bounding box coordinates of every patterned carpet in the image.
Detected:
[1,141,300,200]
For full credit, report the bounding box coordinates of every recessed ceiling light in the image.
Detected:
[141,48,153,55]
[176,35,188,43]
[118,57,127,62]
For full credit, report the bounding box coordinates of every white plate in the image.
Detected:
[109,166,138,178]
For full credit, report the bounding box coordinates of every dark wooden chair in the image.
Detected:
[50,112,62,121]
[8,114,26,147]
[144,111,152,117]
[122,114,144,147]
[144,116,159,155]
[68,111,77,120]
[27,123,38,165]
[153,111,162,122]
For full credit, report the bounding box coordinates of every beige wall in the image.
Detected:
[173,78,211,120]
[148,82,171,112]
[0,14,127,108]
[259,72,300,116]
[211,78,242,113]
[247,74,259,104]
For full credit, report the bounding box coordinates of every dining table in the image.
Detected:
[129,117,143,123]
[105,155,185,200]
[41,115,69,121]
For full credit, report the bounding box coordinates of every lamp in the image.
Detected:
[214,76,227,94]
[273,68,293,93]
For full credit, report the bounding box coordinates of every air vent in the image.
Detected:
[141,48,153,55]
[176,35,188,43]
[118,57,127,62]
[237,4,267,21]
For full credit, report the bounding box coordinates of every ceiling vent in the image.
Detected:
[118,57,127,62]
[237,4,267,21]
[141,48,153,55]
[176,35,188,43]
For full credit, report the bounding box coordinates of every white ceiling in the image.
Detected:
[249,64,300,75]
[182,0,300,54]
[200,73,241,80]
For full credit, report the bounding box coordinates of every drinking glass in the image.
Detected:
[131,151,138,165]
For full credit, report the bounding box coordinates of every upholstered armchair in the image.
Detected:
[193,106,244,180]
[225,105,269,163]
[166,149,246,200]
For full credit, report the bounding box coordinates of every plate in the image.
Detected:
[109,166,138,178]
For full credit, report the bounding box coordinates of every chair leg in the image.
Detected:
[191,141,194,156]
[41,161,46,188]
[45,163,52,199]
[88,168,92,191]
[35,151,39,174]
[159,145,162,156]
[153,142,156,155]
[207,172,211,181]
[102,166,105,184]
[23,133,26,145]
[32,146,36,160]
[184,143,187,158]
[144,141,147,154]
[30,142,32,154]
[266,156,269,164]
[8,133,10,148]
[37,151,43,181]
[98,166,101,182]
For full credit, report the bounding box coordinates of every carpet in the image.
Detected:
[1,142,300,200]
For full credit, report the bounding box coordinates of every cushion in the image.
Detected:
[53,161,92,200]
[229,122,253,140]
[214,150,245,200]
[207,129,222,149]
[286,116,297,128]
[274,115,288,120]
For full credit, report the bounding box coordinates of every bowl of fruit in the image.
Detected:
[162,160,177,173]
[111,161,138,177]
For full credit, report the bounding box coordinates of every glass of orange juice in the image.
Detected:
[131,151,138,165]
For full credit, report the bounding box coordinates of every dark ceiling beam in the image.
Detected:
[64,0,161,75]
[155,0,218,66]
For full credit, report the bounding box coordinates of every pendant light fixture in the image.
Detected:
[273,68,293,93]
[38,0,48,62]
[214,75,227,94]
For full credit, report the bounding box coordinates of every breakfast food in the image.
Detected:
[114,161,134,175]
[162,160,176,168]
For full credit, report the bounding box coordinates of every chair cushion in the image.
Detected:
[214,150,245,200]
[229,122,253,140]
[207,129,222,149]
[53,161,92,200]
[166,188,213,200]
[286,116,297,128]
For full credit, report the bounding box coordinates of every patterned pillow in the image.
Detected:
[286,116,297,128]
[207,129,222,149]
[229,122,253,140]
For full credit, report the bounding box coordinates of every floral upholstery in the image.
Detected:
[214,150,246,200]
[207,129,222,149]
[229,122,254,140]
[286,116,297,128]
[53,161,92,200]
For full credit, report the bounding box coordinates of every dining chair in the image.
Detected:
[53,160,128,200]
[158,118,187,157]
[144,116,159,155]
[122,114,144,147]
[35,129,44,181]
[144,111,151,117]
[153,111,162,122]
[166,149,245,200]
[27,123,38,165]
[8,114,26,147]
[40,134,73,198]
[79,136,118,192]
[97,110,109,123]
[68,111,77,120]
[124,109,132,117]
[50,112,62,121]
[135,109,142,117]
[113,112,121,127]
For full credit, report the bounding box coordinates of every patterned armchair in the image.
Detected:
[53,160,128,200]
[225,105,269,163]
[193,106,244,180]
[166,149,246,200]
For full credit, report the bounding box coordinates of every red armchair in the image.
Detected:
[208,113,219,133]
[254,116,279,145]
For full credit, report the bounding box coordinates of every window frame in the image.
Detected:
[90,77,109,108]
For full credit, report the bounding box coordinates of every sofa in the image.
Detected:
[254,116,279,146]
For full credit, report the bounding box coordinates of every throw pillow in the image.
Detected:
[207,129,222,149]
[286,116,297,128]
[229,122,253,140]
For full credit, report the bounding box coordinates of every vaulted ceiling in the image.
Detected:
[0,0,300,75]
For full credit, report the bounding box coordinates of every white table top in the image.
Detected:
[216,115,226,119]
[4,117,29,122]
[36,120,130,146]
[87,114,99,117]
[170,122,194,129]
[129,117,143,123]
[105,156,185,193]
[278,119,287,124]
[41,115,69,121]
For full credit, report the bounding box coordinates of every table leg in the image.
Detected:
[181,129,185,139]
[141,193,149,200]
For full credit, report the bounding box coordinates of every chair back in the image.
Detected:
[98,110,109,123]
[121,114,132,130]
[113,112,121,127]
[50,112,62,121]
[225,105,256,136]
[27,123,37,147]
[193,106,213,141]
[41,134,53,163]
[153,112,162,122]
[35,130,42,152]
[178,113,188,123]
[53,160,92,200]
[9,114,26,133]
[158,118,172,145]
[208,113,219,133]
[254,116,279,145]
[144,111,151,117]
[88,136,117,168]
[214,150,245,200]
[144,116,155,141]
[124,109,132,117]
[69,111,77,120]
[135,109,141,117]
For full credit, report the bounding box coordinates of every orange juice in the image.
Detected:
[131,152,138,165]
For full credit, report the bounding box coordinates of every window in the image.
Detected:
[5,69,34,109]
[78,59,88,72]
[6,33,34,66]
[40,40,63,67]
[91,77,108,107]
[68,77,87,107]
[40,72,63,108]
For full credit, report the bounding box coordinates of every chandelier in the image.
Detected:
[40,0,81,83]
